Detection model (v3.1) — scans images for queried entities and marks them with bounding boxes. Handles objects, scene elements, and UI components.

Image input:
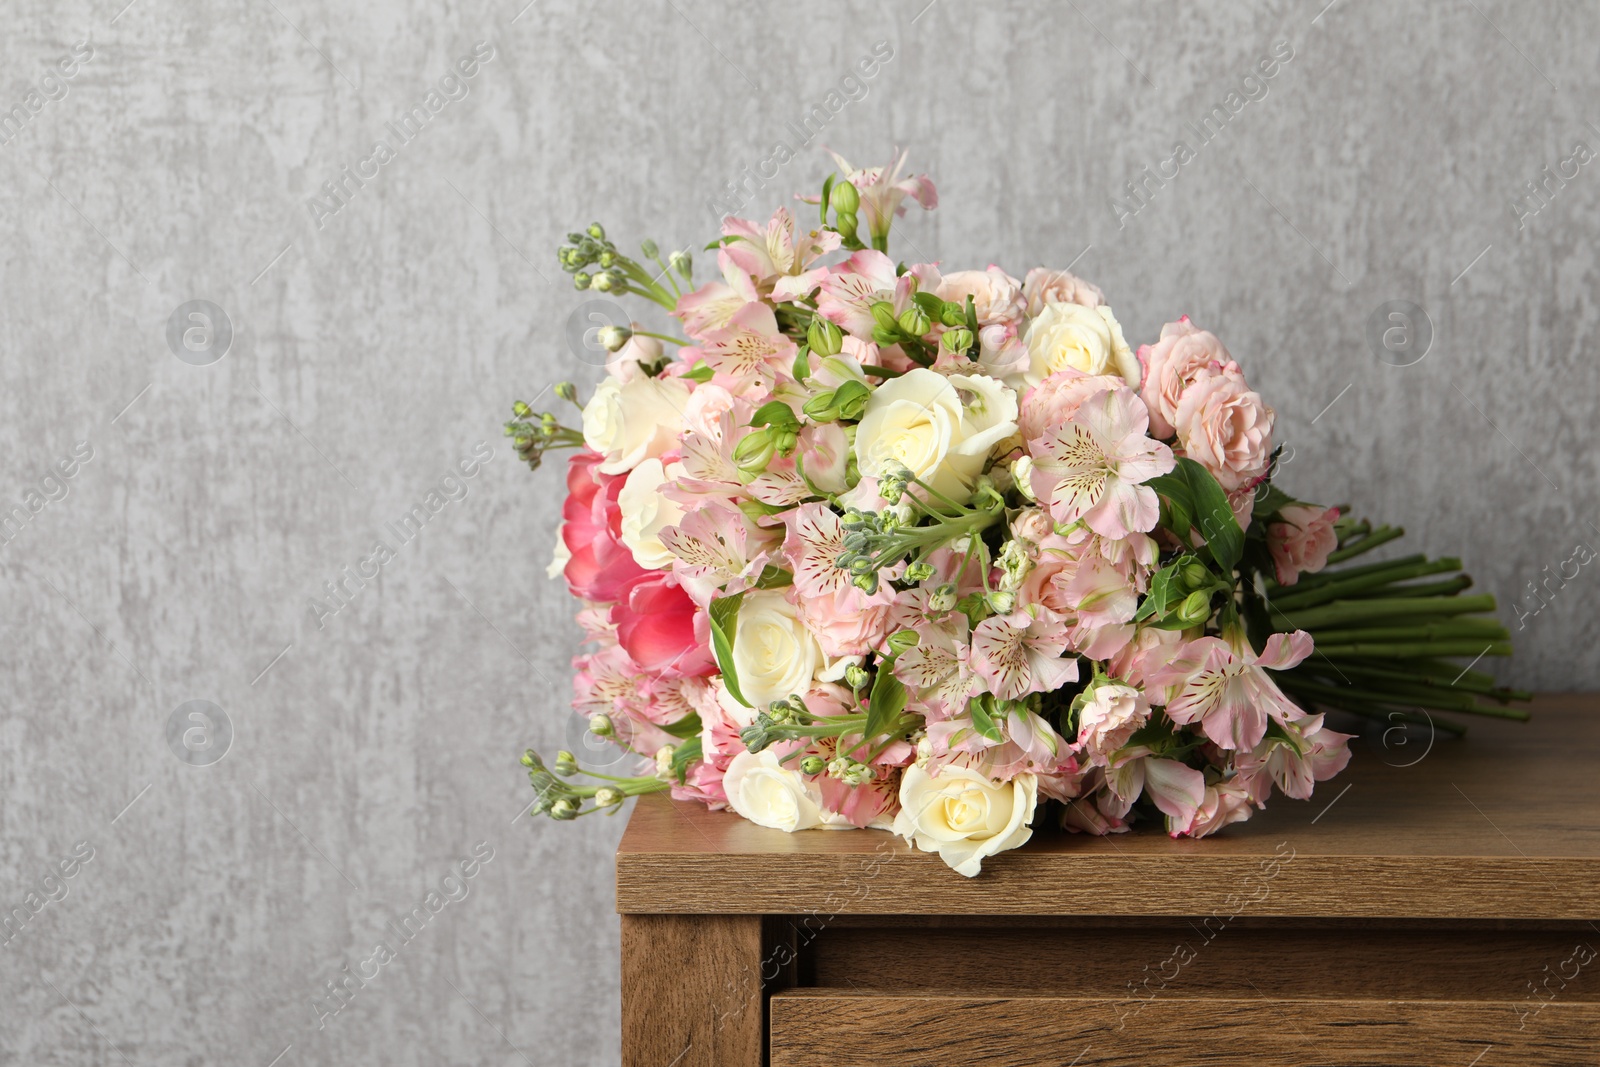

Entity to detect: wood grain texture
[621,914,766,1067]
[618,694,1600,917]
[768,992,1600,1067]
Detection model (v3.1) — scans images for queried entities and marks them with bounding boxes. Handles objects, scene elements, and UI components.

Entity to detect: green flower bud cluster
[801,379,870,423]
[829,181,861,245]
[827,756,874,786]
[505,388,586,473]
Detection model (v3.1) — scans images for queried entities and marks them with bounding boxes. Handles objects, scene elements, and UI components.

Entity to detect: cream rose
[617,458,687,570]
[892,763,1038,877]
[723,748,827,832]
[731,590,824,709]
[1021,302,1141,389]
[854,368,1018,500]
[581,374,691,475]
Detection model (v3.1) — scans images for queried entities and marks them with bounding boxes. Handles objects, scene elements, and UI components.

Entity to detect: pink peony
[1019,370,1129,443]
[1173,367,1275,492]
[1021,267,1105,316]
[1136,316,1234,439]
[1268,504,1340,586]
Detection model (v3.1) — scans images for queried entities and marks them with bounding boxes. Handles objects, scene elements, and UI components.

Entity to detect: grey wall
[2,0,1596,1062]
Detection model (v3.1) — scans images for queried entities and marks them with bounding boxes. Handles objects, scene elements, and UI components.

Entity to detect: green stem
[1304,660,1529,700]
[1276,594,1499,631]
[860,364,906,378]
[1267,553,1426,594]
[1269,558,1462,611]
[1348,575,1473,599]
[1311,641,1512,659]
[632,329,691,346]
[1308,620,1510,644]
[1325,525,1405,564]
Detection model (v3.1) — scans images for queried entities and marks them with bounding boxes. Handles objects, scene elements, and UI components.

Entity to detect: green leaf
[1175,457,1244,573]
[1148,472,1196,538]
[791,344,811,383]
[911,290,944,317]
[864,666,908,741]
[1134,560,1183,623]
[708,593,749,707]
[820,174,835,225]
[754,565,793,589]
[669,736,703,783]
[1252,482,1294,521]
[661,712,703,740]
[682,362,714,384]
[750,401,801,433]
[968,697,1005,743]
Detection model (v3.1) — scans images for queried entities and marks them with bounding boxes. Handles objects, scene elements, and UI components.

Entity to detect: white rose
[547,535,571,579]
[731,590,824,710]
[855,368,1019,501]
[617,458,687,570]
[724,748,827,832]
[1021,302,1142,389]
[892,763,1037,877]
[581,374,691,475]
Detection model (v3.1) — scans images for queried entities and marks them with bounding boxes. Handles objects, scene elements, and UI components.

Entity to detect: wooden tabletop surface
[616,694,1600,919]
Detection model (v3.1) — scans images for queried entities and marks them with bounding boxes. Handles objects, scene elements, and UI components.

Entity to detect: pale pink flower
[1021,267,1105,316]
[1075,682,1150,766]
[1237,713,1353,800]
[1173,367,1274,492]
[893,615,980,718]
[1061,786,1131,834]
[1060,556,1139,658]
[1028,386,1176,539]
[1174,780,1256,838]
[824,147,938,242]
[699,300,799,393]
[1106,756,1206,830]
[681,383,737,440]
[795,583,895,658]
[815,250,903,338]
[659,501,771,607]
[796,421,849,494]
[1268,504,1341,586]
[1136,316,1232,439]
[970,610,1080,700]
[673,249,761,339]
[936,266,1025,327]
[719,205,841,302]
[1019,370,1129,443]
[990,707,1078,781]
[1148,631,1314,751]
[975,322,1030,381]
[781,502,851,598]
[1110,625,1185,688]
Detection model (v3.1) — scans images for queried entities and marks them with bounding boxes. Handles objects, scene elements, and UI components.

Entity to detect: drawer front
[770,993,1599,1066]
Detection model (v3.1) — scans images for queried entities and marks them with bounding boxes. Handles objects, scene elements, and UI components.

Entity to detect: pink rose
[1268,504,1340,585]
[1137,317,1233,439]
[795,584,895,658]
[1021,267,1105,316]
[1075,683,1150,766]
[1173,368,1275,491]
[1018,370,1128,443]
[936,266,1025,327]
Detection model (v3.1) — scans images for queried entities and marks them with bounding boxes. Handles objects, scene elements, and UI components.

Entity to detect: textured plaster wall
[1,0,1596,1063]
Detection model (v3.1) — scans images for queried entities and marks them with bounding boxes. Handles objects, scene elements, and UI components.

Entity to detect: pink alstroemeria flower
[699,301,798,393]
[970,610,1080,701]
[1236,713,1353,801]
[673,248,761,339]
[824,147,938,242]
[1148,631,1314,752]
[720,206,841,303]
[814,249,902,338]
[1028,387,1175,540]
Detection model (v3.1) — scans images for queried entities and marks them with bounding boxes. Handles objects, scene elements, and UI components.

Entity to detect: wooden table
[616,694,1600,1066]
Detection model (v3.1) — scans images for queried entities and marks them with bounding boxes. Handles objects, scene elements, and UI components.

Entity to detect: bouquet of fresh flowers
[509,151,1528,876]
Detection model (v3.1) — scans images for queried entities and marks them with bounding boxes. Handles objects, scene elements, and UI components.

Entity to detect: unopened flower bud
[596,325,632,352]
[554,381,578,404]
[640,238,659,259]
[512,400,533,418]
[852,571,880,595]
[669,250,692,278]
[886,629,920,654]
[940,302,968,328]
[830,181,860,215]
[733,429,776,473]
[590,271,616,292]
[550,797,580,820]
[520,749,539,769]
[807,317,844,356]
[897,307,932,337]
[654,745,676,777]
[1178,589,1213,624]
[869,301,900,332]
[593,787,623,808]
[588,713,614,737]
[574,272,592,290]
[1181,562,1211,588]
[554,750,578,776]
[929,583,958,612]
[598,250,616,269]
[941,328,974,352]
[904,561,936,583]
[985,589,1015,614]
[1012,456,1037,502]
[586,222,606,240]
[844,664,870,690]
[800,755,826,775]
